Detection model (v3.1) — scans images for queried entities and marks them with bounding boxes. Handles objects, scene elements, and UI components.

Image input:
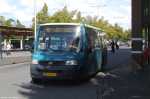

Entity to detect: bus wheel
[101,56,107,71]
[31,78,41,84]
[102,56,106,65]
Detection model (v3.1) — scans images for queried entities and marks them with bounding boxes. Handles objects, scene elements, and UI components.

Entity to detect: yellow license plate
[43,72,57,77]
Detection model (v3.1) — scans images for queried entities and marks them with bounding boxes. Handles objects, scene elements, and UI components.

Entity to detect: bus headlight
[65,60,78,65]
[32,60,39,64]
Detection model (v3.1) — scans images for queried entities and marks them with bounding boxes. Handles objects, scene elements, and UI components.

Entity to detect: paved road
[105,46,131,70]
[0,47,150,99]
[0,63,105,99]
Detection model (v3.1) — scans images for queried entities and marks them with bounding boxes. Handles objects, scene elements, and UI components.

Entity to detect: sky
[0,0,131,29]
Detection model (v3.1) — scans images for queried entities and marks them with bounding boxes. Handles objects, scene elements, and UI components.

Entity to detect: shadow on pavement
[14,47,150,99]
[15,68,150,99]
[94,68,150,99]
[104,48,131,71]
[15,79,99,99]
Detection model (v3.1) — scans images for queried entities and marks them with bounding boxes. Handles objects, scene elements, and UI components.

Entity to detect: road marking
[131,51,143,54]
[90,78,99,86]
[0,96,19,99]
[0,62,30,69]
[131,38,143,41]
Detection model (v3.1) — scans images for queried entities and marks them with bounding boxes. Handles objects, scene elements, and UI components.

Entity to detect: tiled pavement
[96,47,150,99]
[0,51,31,66]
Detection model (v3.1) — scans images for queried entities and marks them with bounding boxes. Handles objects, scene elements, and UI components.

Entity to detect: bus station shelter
[0,26,33,50]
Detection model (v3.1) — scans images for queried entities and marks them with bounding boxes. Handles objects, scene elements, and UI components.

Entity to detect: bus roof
[85,24,102,31]
[39,23,103,32]
[40,23,80,26]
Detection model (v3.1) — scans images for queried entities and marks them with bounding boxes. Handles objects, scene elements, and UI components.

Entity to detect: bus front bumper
[30,64,85,80]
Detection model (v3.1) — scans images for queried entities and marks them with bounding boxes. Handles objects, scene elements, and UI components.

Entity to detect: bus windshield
[37,25,81,52]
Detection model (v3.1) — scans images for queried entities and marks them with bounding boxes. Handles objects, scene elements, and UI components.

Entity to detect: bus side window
[94,31,101,48]
[99,36,103,49]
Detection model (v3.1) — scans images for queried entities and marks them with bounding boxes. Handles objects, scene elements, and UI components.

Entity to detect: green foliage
[0,16,15,26]
[73,11,83,22]
[4,19,13,26]
[34,4,131,41]
[49,6,76,23]
[0,16,25,28]
[36,3,49,24]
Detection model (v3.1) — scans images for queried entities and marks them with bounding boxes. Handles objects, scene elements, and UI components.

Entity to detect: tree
[33,3,131,40]
[4,18,15,26]
[123,29,131,41]
[72,11,84,23]
[36,3,49,24]
[49,6,73,23]
[0,16,25,28]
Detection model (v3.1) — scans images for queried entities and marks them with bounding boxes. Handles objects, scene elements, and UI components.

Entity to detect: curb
[0,56,31,66]
[0,62,30,69]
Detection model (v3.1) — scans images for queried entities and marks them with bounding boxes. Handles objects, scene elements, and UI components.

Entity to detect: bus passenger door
[94,43,102,71]
[86,28,102,75]
[94,35,102,71]
[86,37,102,74]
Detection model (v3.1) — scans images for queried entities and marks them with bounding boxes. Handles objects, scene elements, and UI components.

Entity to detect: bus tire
[31,78,41,84]
[102,56,107,66]
[101,53,107,71]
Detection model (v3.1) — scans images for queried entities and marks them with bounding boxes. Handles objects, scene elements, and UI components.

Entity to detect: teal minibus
[30,23,107,83]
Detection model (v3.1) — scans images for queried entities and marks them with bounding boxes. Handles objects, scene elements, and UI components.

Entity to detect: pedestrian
[115,41,119,50]
[110,40,115,53]
[6,42,11,55]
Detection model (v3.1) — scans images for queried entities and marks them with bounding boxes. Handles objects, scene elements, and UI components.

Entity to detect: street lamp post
[34,0,37,40]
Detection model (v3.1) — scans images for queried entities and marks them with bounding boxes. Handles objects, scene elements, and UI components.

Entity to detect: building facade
[0,26,33,50]
[132,0,150,65]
